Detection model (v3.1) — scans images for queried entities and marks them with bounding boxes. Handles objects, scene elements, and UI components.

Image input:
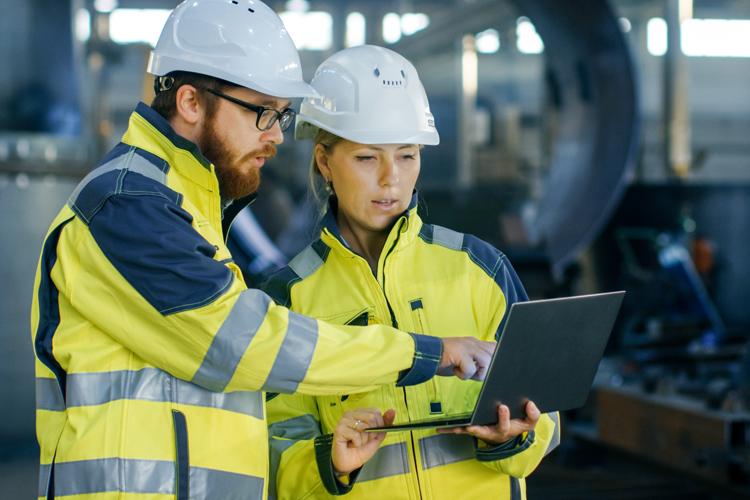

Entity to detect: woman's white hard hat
[147,0,317,99]
[296,45,439,145]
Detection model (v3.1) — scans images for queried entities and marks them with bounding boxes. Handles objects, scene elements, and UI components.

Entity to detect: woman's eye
[355,156,376,161]
[403,154,417,160]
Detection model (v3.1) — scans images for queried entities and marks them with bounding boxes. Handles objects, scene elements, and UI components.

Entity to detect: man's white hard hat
[147,0,317,99]
[295,45,439,145]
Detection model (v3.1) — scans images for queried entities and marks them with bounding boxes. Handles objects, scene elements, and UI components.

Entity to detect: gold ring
[353,419,363,430]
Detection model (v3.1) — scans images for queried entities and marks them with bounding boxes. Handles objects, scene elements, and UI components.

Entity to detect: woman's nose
[380,159,399,186]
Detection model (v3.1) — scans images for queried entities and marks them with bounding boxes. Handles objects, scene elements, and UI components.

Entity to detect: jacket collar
[122,103,217,193]
[320,191,422,255]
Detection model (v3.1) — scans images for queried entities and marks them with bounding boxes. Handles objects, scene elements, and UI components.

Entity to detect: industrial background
[1,0,749,498]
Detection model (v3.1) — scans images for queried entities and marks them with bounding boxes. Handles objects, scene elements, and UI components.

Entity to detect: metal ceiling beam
[391,0,516,59]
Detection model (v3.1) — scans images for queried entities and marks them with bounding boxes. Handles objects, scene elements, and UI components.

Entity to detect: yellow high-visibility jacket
[264,198,561,500]
[30,103,442,500]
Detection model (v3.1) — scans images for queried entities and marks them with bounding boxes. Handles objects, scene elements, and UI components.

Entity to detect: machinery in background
[587,188,750,493]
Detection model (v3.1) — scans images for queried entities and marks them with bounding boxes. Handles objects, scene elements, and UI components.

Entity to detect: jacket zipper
[380,220,424,499]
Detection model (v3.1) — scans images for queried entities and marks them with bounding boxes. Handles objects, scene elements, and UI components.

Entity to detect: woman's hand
[437,401,540,445]
[331,408,396,475]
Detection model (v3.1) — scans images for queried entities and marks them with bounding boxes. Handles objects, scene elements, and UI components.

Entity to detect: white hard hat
[296,45,439,145]
[147,0,316,99]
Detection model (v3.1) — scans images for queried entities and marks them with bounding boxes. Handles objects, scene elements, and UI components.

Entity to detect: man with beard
[30,1,494,499]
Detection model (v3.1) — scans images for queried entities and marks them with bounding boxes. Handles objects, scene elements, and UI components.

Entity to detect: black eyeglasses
[201,87,296,132]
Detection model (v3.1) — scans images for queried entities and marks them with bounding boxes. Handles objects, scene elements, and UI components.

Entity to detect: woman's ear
[314,144,332,181]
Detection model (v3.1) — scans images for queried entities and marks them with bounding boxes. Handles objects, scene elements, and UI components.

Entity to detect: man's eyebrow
[260,99,291,109]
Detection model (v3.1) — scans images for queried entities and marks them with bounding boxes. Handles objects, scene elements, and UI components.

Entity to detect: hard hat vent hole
[374,68,380,77]
[401,70,406,78]
[230,1,253,12]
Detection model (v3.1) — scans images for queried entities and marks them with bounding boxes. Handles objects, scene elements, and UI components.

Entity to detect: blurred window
[109,9,171,47]
[279,11,332,50]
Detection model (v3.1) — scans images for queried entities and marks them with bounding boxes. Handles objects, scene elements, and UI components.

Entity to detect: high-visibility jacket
[30,103,442,500]
[264,198,561,500]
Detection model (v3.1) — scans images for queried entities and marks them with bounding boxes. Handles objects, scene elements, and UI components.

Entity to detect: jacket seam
[159,272,235,315]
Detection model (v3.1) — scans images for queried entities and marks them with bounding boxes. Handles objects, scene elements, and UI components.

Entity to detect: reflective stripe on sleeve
[39,458,263,498]
[192,289,272,392]
[544,412,561,456]
[419,433,474,470]
[358,441,410,482]
[261,312,318,394]
[35,369,263,419]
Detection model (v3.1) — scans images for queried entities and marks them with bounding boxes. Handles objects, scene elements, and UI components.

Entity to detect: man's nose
[261,120,284,145]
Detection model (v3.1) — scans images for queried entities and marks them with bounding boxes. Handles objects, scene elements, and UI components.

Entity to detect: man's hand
[331,409,396,476]
[438,337,496,380]
[437,401,541,445]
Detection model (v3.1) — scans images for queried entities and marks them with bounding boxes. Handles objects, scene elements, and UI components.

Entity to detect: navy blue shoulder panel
[70,145,176,224]
[87,189,233,315]
[72,146,232,316]
[419,223,529,339]
[261,238,330,308]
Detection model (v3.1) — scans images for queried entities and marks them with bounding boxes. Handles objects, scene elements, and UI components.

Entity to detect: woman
[264,45,560,499]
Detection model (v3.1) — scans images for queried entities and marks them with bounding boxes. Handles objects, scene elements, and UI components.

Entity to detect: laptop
[368,291,625,432]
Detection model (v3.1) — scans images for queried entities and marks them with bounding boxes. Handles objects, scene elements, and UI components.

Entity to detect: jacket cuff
[475,431,535,462]
[396,334,442,387]
[314,434,362,495]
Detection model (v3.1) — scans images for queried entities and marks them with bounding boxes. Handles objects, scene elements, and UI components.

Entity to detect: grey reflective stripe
[68,147,167,207]
[419,433,474,470]
[190,466,264,500]
[544,412,561,456]
[359,442,410,482]
[54,458,174,496]
[262,312,318,393]
[269,425,308,500]
[431,225,464,251]
[287,244,324,279]
[36,377,64,411]
[127,153,168,185]
[268,414,321,440]
[43,458,263,498]
[51,369,263,418]
[38,464,52,498]
[268,414,321,499]
[192,289,272,391]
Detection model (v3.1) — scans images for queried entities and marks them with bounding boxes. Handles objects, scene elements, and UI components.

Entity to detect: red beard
[198,117,276,200]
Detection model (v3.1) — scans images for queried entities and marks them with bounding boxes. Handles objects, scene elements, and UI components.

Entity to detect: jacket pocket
[172,410,189,500]
[319,307,370,326]
[345,309,370,326]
